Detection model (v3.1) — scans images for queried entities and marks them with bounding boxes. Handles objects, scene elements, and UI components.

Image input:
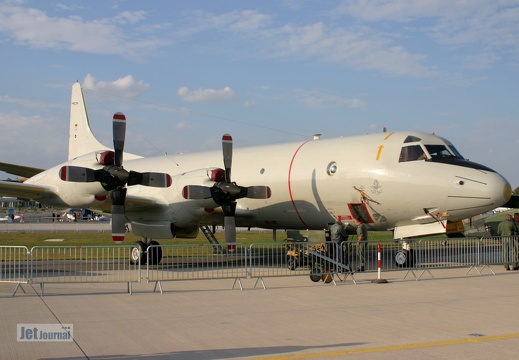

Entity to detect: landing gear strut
[130,238,163,265]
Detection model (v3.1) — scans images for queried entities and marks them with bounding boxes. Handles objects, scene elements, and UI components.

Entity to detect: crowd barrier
[0,246,30,296]
[0,221,110,233]
[146,244,248,293]
[1,237,517,296]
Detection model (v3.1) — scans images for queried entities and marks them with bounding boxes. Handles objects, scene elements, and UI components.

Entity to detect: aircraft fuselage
[25,130,511,238]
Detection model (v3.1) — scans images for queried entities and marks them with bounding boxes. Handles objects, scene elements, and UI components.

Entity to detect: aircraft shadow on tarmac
[40,342,367,360]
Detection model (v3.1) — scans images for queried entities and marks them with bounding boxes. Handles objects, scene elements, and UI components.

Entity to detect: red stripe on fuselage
[288,141,311,228]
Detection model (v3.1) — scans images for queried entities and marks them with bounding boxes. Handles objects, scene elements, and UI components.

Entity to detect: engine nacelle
[131,220,199,239]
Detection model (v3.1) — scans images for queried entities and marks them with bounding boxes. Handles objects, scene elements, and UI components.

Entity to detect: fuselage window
[399,145,426,162]
[327,161,337,175]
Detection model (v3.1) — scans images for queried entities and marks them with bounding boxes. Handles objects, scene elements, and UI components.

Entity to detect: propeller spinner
[59,112,172,243]
[182,134,271,248]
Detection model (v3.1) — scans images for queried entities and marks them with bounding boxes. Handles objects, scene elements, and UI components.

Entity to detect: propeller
[59,112,172,243]
[182,134,271,249]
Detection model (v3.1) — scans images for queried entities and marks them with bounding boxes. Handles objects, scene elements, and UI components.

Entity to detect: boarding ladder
[200,225,224,254]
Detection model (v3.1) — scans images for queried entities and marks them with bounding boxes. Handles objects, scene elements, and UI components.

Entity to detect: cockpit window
[424,145,456,159]
[447,145,464,159]
[399,145,426,162]
[404,135,422,143]
[440,137,464,159]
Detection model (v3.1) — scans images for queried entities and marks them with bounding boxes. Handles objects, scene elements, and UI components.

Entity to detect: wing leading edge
[0,162,45,179]
[0,180,58,201]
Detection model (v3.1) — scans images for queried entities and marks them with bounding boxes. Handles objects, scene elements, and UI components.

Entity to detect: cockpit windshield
[424,144,456,159]
[439,136,464,159]
[398,134,465,163]
[398,133,492,171]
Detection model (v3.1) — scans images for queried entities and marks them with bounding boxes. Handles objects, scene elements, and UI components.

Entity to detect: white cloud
[334,0,497,22]
[335,1,519,65]
[184,10,436,77]
[0,95,63,110]
[82,74,150,99]
[0,111,42,130]
[463,53,501,69]
[177,86,235,103]
[243,99,256,108]
[0,4,168,59]
[0,110,67,168]
[294,89,367,109]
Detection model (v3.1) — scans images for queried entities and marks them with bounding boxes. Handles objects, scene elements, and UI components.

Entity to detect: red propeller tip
[222,134,232,142]
[113,112,126,121]
[112,234,125,243]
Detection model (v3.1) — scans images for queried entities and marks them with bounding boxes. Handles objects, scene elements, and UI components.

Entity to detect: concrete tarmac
[1,266,518,360]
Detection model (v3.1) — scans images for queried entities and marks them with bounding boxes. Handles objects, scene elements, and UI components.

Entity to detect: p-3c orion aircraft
[0,82,516,265]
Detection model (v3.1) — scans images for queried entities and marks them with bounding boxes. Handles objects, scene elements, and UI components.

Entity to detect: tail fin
[68,82,110,160]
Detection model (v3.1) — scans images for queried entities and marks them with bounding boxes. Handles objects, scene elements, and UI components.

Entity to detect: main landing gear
[130,238,163,265]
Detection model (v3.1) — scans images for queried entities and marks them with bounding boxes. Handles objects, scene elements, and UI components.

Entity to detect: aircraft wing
[0,180,59,201]
[93,194,170,214]
[0,179,170,214]
[0,161,45,179]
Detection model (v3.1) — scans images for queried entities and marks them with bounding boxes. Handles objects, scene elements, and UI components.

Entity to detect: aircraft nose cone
[448,169,511,220]
[502,182,512,203]
[485,172,511,208]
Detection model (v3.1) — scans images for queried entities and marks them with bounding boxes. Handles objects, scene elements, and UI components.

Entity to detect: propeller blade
[222,202,237,250]
[59,166,98,182]
[127,171,172,187]
[110,188,127,243]
[224,215,237,249]
[113,112,126,167]
[246,186,271,199]
[182,185,213,199]
[222,134,232,182]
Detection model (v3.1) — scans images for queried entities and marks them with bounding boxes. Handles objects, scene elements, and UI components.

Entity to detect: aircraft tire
[130,241,147,265]
[395,249,414,268]
[147,240,163,265]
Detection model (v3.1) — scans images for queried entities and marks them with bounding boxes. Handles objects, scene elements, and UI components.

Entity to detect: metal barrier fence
[0,221,111,233]
[0,246,30,296]
[146,244,248,293]
[30,246,140,295]
[0,237,518,295]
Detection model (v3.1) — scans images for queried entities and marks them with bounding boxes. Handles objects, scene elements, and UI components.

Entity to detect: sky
[0,0,518,188]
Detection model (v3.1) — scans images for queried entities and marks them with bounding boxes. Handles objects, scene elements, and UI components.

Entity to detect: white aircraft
[0,215,20,222]
[0,82,516,264]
